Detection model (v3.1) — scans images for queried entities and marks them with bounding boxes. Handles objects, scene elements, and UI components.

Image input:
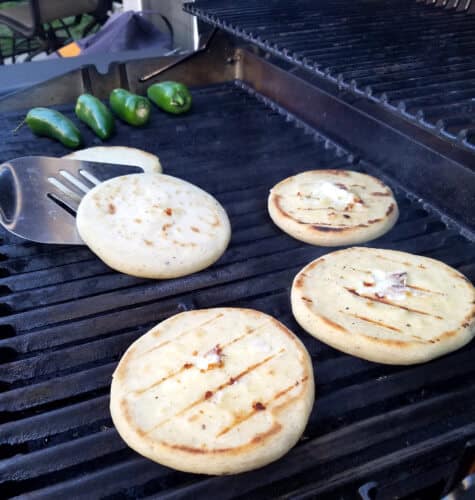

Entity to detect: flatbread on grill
[110,308,315,474]
[291,247,475,365]
[76,173,231,279]
[268,170,398,246]
[64,146,162,173]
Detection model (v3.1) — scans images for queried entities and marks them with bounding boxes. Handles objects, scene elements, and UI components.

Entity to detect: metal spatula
[0,156,143,245]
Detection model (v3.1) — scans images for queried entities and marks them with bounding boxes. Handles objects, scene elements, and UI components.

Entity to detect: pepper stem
[173,93,185,107]
[12,117,26,134]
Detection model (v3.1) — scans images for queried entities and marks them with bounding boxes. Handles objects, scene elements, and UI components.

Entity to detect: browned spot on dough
[135,427,147,438]
[192,350,198,356]
[386,204,395,216]
[274,382,299,401]
[133,364,188,396]
[108,203,116,214]
[364,337,408,347]
[164,208,173,216]
[343,214,351,219]
[253,402,266,411]
[273,194,300,222]
[437,329,459,340]
[301,297,313,303]
[295,276,305,288]
[134,218,142,223]
[368,218,382,224]
[267,375,310,414]
[407,284,445,296]
[205,391,213,399]
[162,423,282,455]
[307,260,324,272]
[191,226,200,233]
[144,239,153,246]
[344,311,401,332]
[188,414,199,422]
[363,281,373,287]
[463,307,475,325]
[161,443,210,454]
[371,191,390,196]
[319,314,348,332]
[120,399,131,422]
[313,225,347,232]
[217,380,302,438]
[162,223,172,231]
[183,363,193,369]
[323,169,350,176]
[345,287,443,319]
[375,255,412,267]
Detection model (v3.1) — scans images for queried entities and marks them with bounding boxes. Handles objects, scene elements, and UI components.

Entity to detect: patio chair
[0,0,112,62]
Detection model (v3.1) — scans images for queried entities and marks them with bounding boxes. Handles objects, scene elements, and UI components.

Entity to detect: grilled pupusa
[291,247,475,365]
[110,308,315,474]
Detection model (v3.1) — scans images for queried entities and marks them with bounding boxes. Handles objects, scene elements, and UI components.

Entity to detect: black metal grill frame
[0,79,474,498]
[185,0,475,153]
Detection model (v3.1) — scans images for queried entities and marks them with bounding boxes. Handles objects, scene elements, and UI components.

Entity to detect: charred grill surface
[0,82,473,498]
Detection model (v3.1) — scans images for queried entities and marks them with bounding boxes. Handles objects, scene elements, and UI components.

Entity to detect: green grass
[0,1,98,60]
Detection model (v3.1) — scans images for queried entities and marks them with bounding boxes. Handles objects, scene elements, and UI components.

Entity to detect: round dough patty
[76,173,230,278]
[291,247,475,365]
[110,308,315,474]
[64,146,162,173]
[268,170,398,246]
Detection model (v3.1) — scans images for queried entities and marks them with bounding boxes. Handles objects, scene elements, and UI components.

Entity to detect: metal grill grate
[185,0,475,152]
[0,82,474,498]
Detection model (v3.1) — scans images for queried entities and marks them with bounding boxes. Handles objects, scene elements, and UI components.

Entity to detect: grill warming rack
[0,11,474,500]
[185,0,475,152]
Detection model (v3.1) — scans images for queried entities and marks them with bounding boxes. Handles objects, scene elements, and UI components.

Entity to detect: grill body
[0,9,474,500]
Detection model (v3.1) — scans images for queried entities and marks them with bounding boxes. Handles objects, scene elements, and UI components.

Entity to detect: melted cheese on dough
[310,181,357,209]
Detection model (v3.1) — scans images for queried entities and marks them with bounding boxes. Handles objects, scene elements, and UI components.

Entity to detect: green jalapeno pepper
[147,82,192,115]
[75,94,115,140]
[109,89,151,126]
[26,107,82,149]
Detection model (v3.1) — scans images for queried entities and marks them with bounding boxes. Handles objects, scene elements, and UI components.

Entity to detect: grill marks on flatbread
[76,173,231,279]
[110,308,314,474]
[141,348,286,435]
[343,286,444,319]
[129,318,269,398]
[291,247,475,364]
[268,170,399,246]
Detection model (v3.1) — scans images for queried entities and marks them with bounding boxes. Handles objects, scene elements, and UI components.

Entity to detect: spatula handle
[0,164,17,226]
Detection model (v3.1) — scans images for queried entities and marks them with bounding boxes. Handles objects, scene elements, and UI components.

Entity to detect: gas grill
[0,1,474,498]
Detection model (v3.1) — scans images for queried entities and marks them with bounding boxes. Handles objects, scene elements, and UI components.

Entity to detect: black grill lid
[0,82,474,498]
[185,0,475,152]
